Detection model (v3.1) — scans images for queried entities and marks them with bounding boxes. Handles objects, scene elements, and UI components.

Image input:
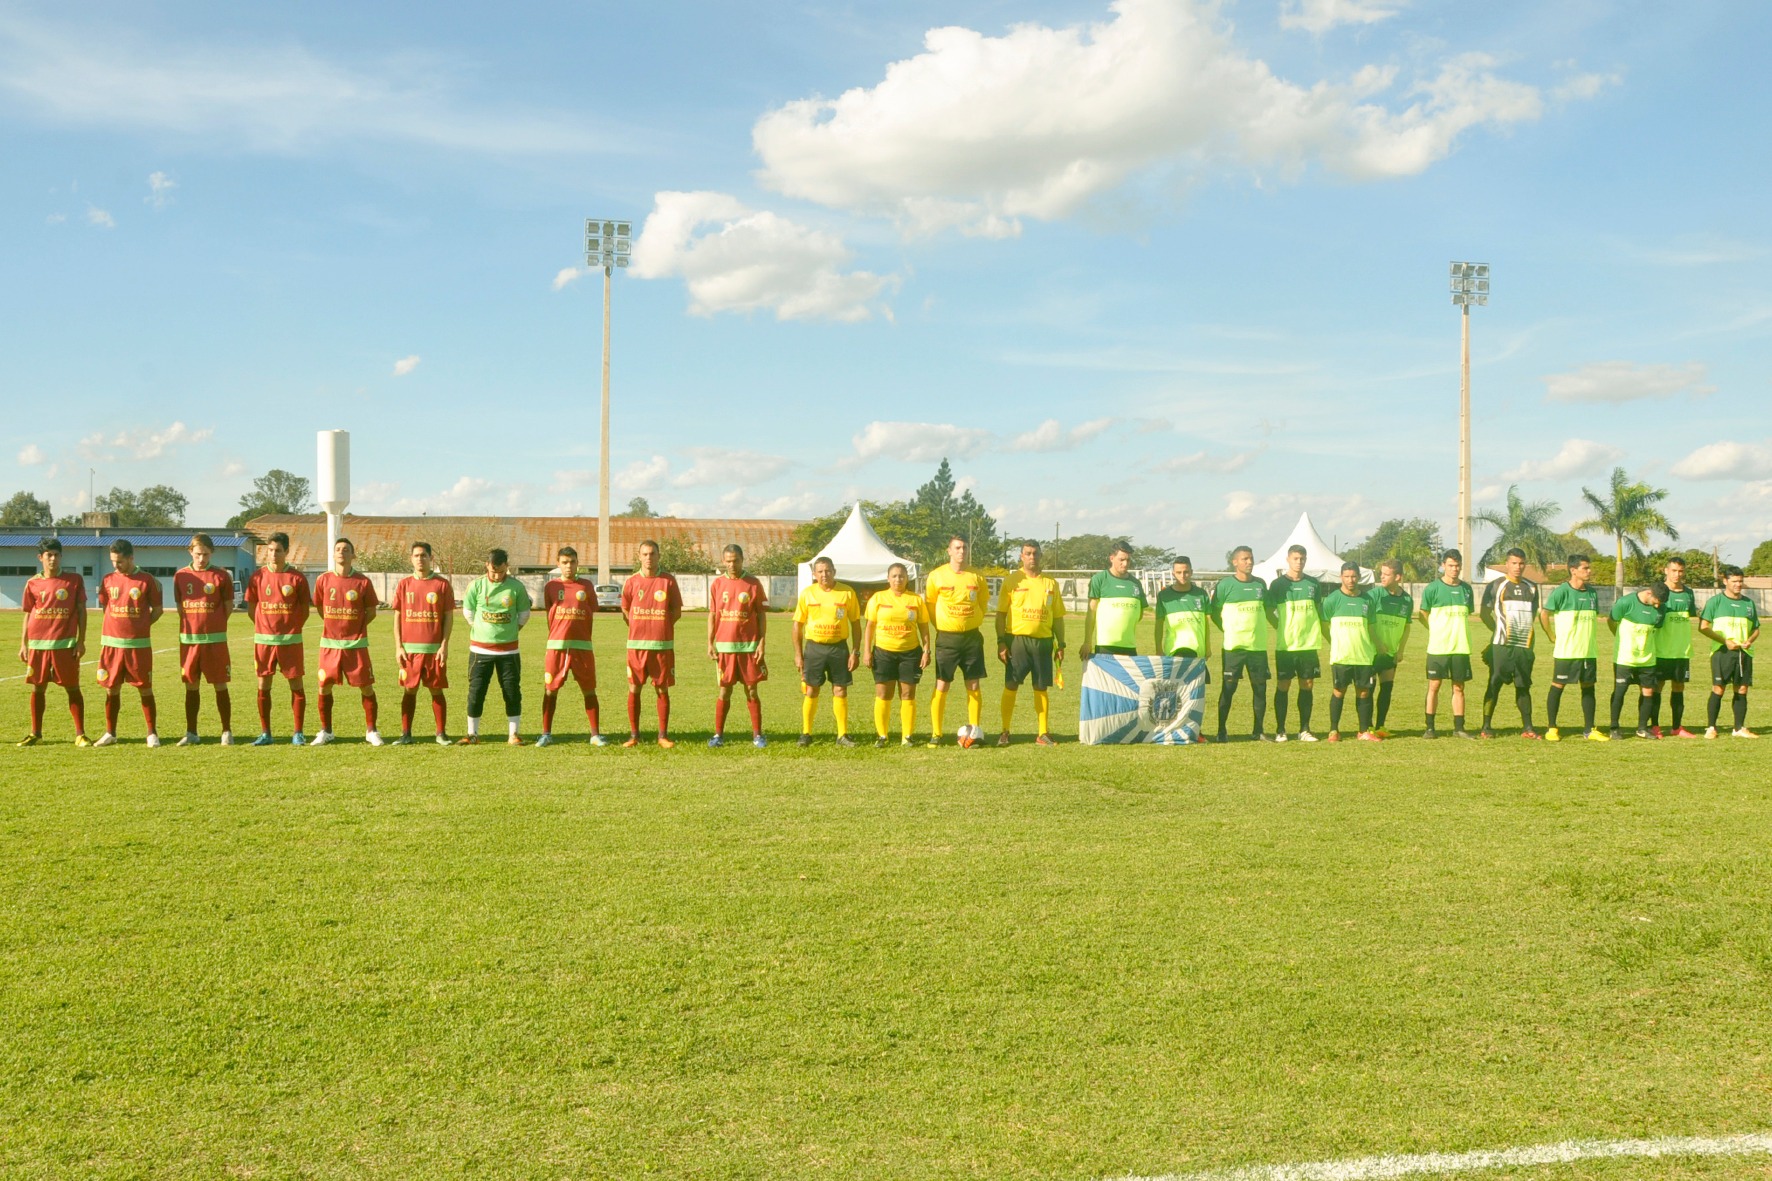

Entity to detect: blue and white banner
[1077,655,1208,745]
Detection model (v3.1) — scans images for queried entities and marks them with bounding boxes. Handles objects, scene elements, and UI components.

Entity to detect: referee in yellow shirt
[995,540,1065,746]
[793,556,862,747]
[923,535,990,745]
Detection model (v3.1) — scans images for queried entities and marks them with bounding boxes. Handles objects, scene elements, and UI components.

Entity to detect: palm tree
[1574,467,1679,588]
[1473,485,1563,570]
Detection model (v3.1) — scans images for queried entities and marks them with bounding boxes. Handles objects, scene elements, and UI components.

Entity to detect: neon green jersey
[1155,585,1211,656]
[1419,579,1474,656]
[1319,588,1376,666]
[1088,571,1147,649]
[1701,593,1759,651]
[1210,576,1268,652]
[1366,586,1413,659]
[1264,574,1324,653]
[1656,587,1696,659]
[1610,594,1663,668]
[1543,582,1599,660]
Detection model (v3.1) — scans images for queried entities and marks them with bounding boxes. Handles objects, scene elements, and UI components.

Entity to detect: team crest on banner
[1078,655,1207,745]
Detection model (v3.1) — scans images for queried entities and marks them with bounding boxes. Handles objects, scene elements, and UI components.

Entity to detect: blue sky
[4,0,1769,560]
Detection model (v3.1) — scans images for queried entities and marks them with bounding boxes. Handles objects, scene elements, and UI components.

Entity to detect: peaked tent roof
[797,504,918,592]
[1253,512,1349,582]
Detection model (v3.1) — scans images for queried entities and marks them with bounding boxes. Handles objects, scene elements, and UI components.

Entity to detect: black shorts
[1003,635,1055,691]
[1656,658,1690,683]
[1614,664,1659,690]
[871,646,922,685]
[1275,650,1320,680]
[1552,658,1597,685]
[1425,653,1472,682]
[933,630,987,683]
[1331,663,1375,692]
[1092,644,1137,657]
[1222,649,1269,684]
[801,640,853,688]
[1486,645,1535,688]
[1164,648,1211,683]
[1711,649,1754,688]
[1373,652,1398,674]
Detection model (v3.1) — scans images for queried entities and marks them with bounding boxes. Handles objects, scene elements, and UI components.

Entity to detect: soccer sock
[401,690,416,736]
[68,689,84,734]
[999,689,1017,733]
[832,696,848,737]
[1251,688,1268,736]
[291,687,306,734]
[1453,712,1466,732]
[216,689,231,733]
[627,691,641,736]
[542,692,557,735]
[431,694,447,735]
[747,697,762,737]
[1375,681,1393,727]
[801,692,817,735]
[467,715,481,737]
[1516,686,1533,730]
[874,697,890,738]
[1218,686,1236,734]
[1670,691,1685,730]
[1482,686,1500,729]
[899,698,915,739]
[104,693,120,735]
[508,715,520,738]
[1356,694,1372,733]
[1425,711,1435,732]
[1328,693,1344,733]
[1649,691,1663,728]
[931,687,948,736]
[1034,690,1049,735]
[1581,686,1596,731]
[185,688,201,733]
[29,688,45,735]
[1544,685,1563,727]
[966,687,982,728]
[141,696,156,734]
[1297,688,1314,732]
[364,696,378,732]
[1610,683,1628,729]
[257,689,272,733]
[585,693,600,735]
[1734,692,1749,729]
[1638,694,1654,730]
[1708,691,1723,729]
[318,693,334,733]
[713,694,728,737]
[1274,688,1290,733]
[656,691,670,737]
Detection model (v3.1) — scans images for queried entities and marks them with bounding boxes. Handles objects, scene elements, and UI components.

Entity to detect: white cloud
[221,459,247,478]
[85,204,114,228]
[1280,0,1406,34]
[1224,490,1259,521]
[548,468,597,494]
[631,190,894,322]
[386,475,529,516]
[1542,360,1714,403]
[1671,441,1772,482]
[17,443,46,465]
[613,455,670,492]
[145,170,175,209]
[851,421,992,464]
[1636,235,1764,267]
[45,212,65,224]
[1158,447,1260,474]
[78,420,213,460]
[392,354,421,377]
[1552,71,1620,102]
[551,266,584,291]
[753,0,1551,237]
[1004,417,1116,453]
[1499,438,1623,482]
[672,447,792,488]
[0,14,608,156]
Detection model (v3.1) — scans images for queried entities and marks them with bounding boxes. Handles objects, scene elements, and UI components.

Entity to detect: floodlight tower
[1449,262,1490,567]
[586,218,632,586]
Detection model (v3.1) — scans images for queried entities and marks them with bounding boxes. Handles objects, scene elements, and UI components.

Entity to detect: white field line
[1109,1131,1772,1181]
[0,646,179,684]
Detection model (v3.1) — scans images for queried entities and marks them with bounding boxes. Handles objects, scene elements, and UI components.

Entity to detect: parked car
[595,583,622,612]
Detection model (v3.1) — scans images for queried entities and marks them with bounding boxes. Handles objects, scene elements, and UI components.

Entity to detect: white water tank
[317,430,350,561]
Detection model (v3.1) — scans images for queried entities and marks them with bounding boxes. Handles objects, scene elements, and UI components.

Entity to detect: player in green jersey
[1264,544,1325,742]
[1155,557,1211,659]
[1699,565,1759,738]
[1650,555,1698,737]
[1538,554,1604,742]
[1417,549,1476,739]
[1365,558,1412,736]
[1320,562,1381,742]
[1210,545,1270,742]
[1607,581,1667,739]
[1081,542,1146,658]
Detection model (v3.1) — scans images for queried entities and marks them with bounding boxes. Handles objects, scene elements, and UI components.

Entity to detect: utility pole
[1450,263,1490,563]
[586,219,632,586]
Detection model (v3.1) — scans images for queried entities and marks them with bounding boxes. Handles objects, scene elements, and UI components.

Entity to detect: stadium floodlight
[587,217,635,584]
[1449,260,1492,567]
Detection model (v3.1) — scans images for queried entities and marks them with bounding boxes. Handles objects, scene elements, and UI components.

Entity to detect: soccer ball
[956,724,980,749]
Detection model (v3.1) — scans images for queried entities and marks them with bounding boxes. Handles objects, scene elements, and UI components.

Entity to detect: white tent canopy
[1253,512,1351,583]
[797,504,919,594]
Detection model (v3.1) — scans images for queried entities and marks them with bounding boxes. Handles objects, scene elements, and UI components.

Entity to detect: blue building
[0,528,260,609]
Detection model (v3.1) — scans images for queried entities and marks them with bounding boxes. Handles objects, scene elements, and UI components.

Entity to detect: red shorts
[626,648,675,689]
[398,652,449,690]
[97,645,153,689]
[318,647,375,688]
[254,643,305,679]
[545,648,597,693]
[716,651,768,688]
[180,642,231,685]
[24,648,80,687]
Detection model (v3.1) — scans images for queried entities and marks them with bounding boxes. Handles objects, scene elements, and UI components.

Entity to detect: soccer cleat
[1296,731,1318,743]
[311,731,334,746]
[365,730,384,747]
[1673,727,1699,739]
[17,734,40,747]
[145,733,161,748]
[73,734,92,748]
[589,734,608,747]
[1453,729,1477,740]
[997,732,1011,747]
[507,734,523,745]
[1326,731,1341,743]
[1610,728,1625,741]
[176,732,201,746]
[1273,732,1288,743]
[1635,728,1654,740]
[1478,729,1495,740]
[1543,727,1561,743]
[1257,733,1277,743]
[93,732,117,747]
[1035,733,1056,747]
[927,735,942,747]
[752,734,767,749]
[1214,732,1229,744]
[835,735,856,748]
[1705,726,1719,739]
[1373,728,1391,740]
[797,734,813,747]
[623,734,640,748]
[1358,731,1383,742]
[252,732,275,747]
[1734,728,1760,739]
[457,735,479,746]
[290,733,307,746]
[1650,726,1663,740]
[1521,730,1541,740]
[1586,728,1609,742]
[392,734,414,745]
[705,734,723,748]
[875,737,888,749]
[435,733,452,745]
[656,736,674,749]
[901,738,915,747]
[1422,728,1437,740]
[219,731,234,747]
[536,733,555,747]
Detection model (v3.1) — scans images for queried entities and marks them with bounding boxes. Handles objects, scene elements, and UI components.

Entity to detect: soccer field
[3,611,1771,1178]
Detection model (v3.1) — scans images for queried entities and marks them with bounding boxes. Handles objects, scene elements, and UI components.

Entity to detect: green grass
[3,611,1771,1179]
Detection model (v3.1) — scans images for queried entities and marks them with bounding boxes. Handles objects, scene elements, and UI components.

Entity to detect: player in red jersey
[311,538,381,745]
[172,533,235,746]
[620,539,682,748]
[538,546,604,747]
[392,540,454,744]
[244,531,311,745]
[16,537,89,746]
[706,543,768,748]
[93,539,164,747]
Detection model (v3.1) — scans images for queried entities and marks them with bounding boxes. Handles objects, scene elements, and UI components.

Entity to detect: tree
[653,534,715,574]
[1343,518,1445,580]
[1747,540,1772,578]
[227,469,313,529]
[745,544,801,576]
[1574,467,1679,589]
[1473,485,1562,569]
[617,497,658,518]
[94,484,188,528]
[787,461,1010,571]
[1,491,52,528]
